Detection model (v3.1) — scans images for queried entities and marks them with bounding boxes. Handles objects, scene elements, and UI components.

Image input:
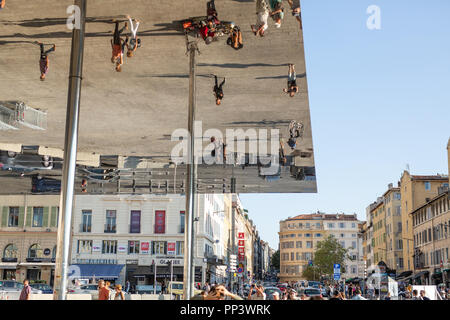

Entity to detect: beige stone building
[399,171,448,273]
[0,195,60,285]
[279,213,362,283]
[366,185,403,274]
[410,139,450,285]
[411,187,450,285]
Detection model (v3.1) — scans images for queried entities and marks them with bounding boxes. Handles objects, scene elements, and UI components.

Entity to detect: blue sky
[241,0,450,249]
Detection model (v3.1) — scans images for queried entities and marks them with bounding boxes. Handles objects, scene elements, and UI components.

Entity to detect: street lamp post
[182,39,199,301]
[53,0,86,301]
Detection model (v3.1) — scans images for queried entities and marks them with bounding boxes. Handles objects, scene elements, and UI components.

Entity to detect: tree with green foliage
[271,249,280,270]
[301,265,321,281]
[301,235,349,280]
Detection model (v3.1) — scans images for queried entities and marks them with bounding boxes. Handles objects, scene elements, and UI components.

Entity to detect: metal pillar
[53,0,86,301]
[230,177,236,290]
[183,41,198,300]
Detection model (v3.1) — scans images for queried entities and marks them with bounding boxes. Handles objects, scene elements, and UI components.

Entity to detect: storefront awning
[71,264,125,280]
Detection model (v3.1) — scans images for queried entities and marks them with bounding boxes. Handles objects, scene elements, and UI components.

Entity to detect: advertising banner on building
[238,232,245,239]
[118,245,127,253]
[141,242,149,254]
[167,242,176,255]
[92,245,101,252]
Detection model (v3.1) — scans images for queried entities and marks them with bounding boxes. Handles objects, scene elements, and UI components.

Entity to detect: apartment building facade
[71,193,232,286]
[0,195,60,286]
[279,213,362,282]
[399,171,448,273]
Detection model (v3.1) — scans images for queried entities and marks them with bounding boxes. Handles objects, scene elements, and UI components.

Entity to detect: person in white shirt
[125,15,141,57]
[251,0,269,37]
[247,284,266,300]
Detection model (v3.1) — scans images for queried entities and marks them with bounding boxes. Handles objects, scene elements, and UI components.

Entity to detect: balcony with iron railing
[79,223,91,233]
[104,224,116,233]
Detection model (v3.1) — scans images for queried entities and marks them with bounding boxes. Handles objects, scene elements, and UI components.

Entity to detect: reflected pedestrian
[37,42,56,81]
[283,64,299,97]
[111,20,128,72]
[125,15,141,58]
[288,0,302,29]
[269,0,284,28]
[213,75,225,105]
[251,0,270,37]
[19,279,31,300]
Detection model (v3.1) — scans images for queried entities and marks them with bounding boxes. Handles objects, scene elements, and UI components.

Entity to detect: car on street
[135,284,162,294]
[264,287,282,300]
[168,281,202,299]
[0,148,53,173]
[0,281,42,294]
[30,283,53,294]
[298,287,322,298]
[31,175,61,193]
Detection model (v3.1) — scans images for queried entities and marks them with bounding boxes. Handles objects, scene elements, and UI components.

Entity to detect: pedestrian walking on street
[288,0,302,29]
[269,0,284,28]
[19,279,31,300]
[114,284,125,300]
[251,0,270,37]
[283,64,299,97]
[213,75,225,105]
[125,15,141,58]
[111,20,128,72]
[125,280,130,293]
[36,42,56,81]
[411,289,420,300]
[98,280,110,300]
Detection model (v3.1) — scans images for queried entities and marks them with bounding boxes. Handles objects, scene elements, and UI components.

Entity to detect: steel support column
[183,41,198,300]
[53,0,86,300]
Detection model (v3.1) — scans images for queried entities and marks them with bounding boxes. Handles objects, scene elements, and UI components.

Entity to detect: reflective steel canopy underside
[0,0,316,194]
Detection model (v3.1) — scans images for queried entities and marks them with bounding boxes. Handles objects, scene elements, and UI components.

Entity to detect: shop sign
[141,242,149,254]
[167,242,176,255]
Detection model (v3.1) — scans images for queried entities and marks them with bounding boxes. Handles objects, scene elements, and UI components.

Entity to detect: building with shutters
[0,195,60,285]
[279,213,362,283]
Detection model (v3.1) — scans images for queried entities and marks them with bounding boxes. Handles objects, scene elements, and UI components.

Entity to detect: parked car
[264,287,282,300]
[135,284,162,294]
[30,283,53,294]
[308,281,320,288]
[298,287,322,298]
[0,148,53,172]
[0,281,42,294]
[167,281,202,298]
[32,175,61,193]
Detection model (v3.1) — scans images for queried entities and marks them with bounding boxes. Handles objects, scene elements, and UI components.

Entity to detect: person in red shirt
[0,0,6,10]
[98,280,110,300]
[111,20,127,72]
[37,42,56,81]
